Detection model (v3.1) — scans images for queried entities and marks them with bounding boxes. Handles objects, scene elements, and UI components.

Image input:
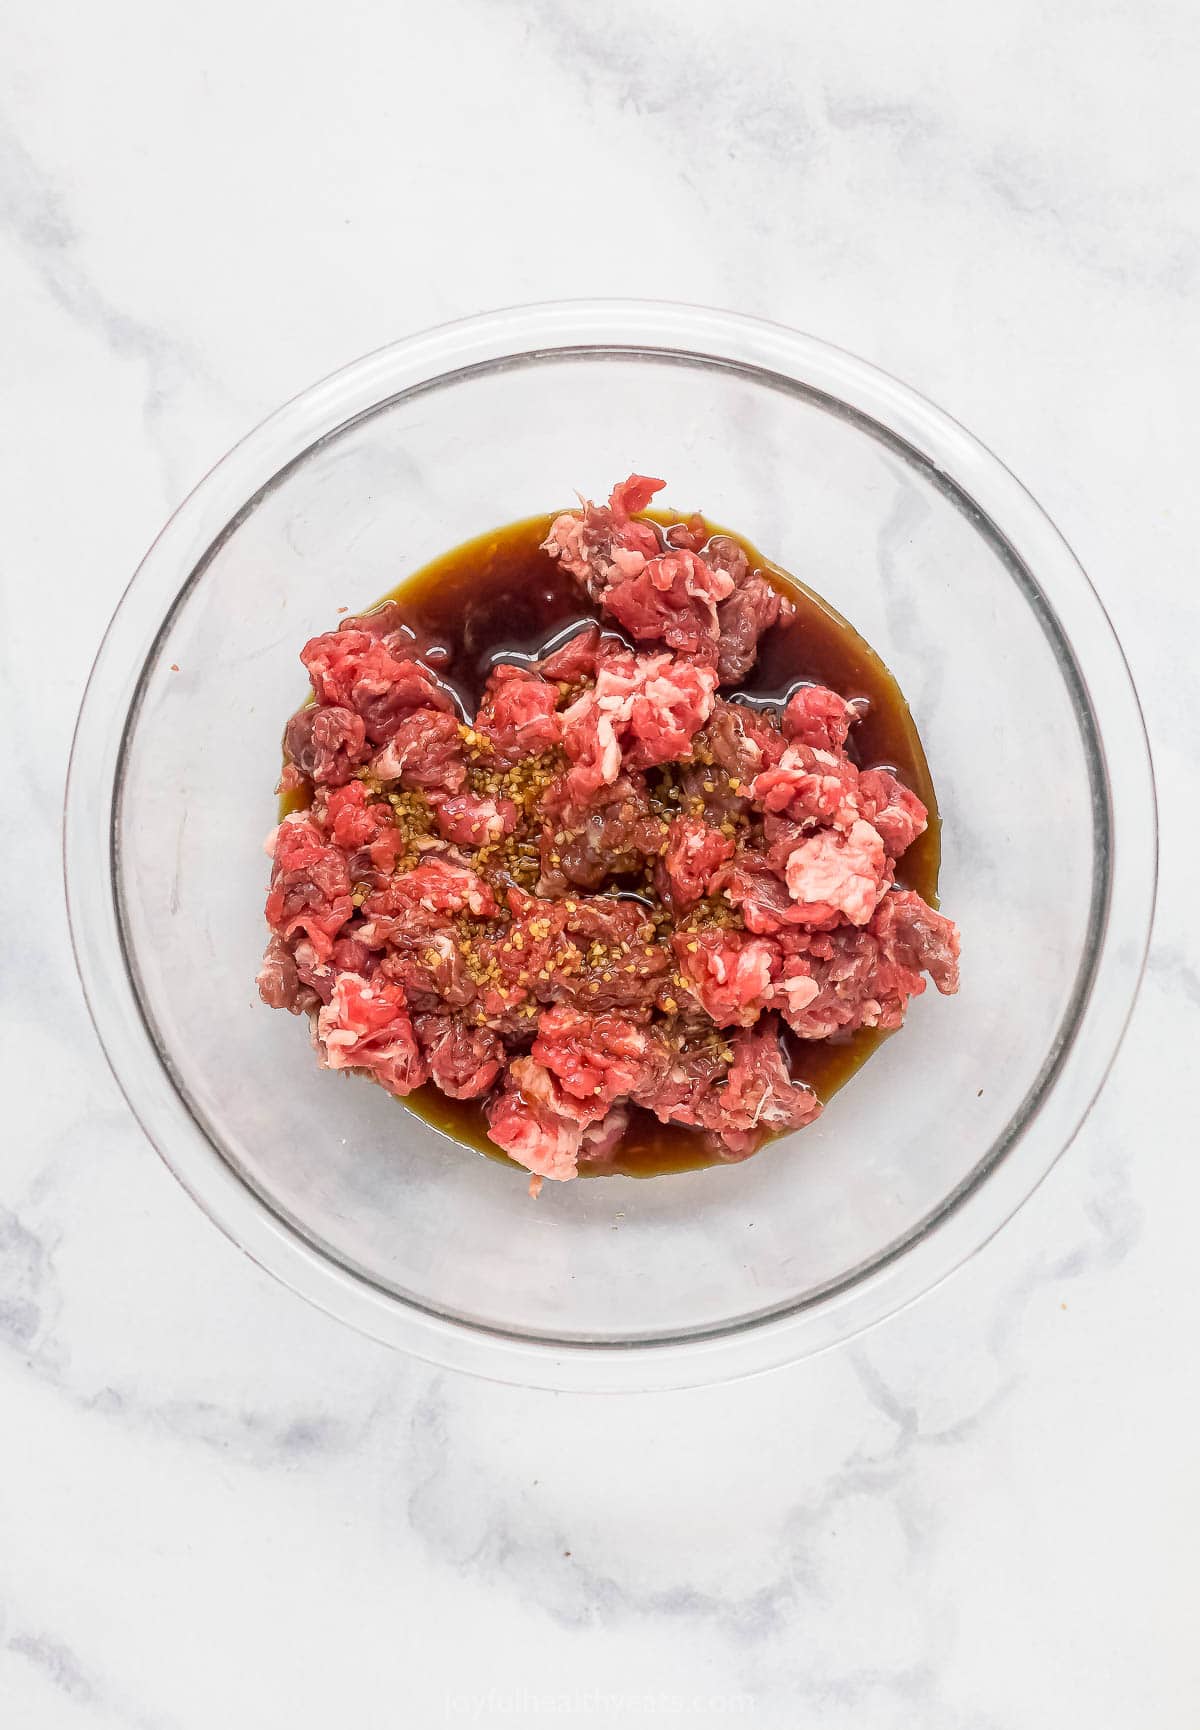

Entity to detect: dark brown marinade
[283,509,941,1178]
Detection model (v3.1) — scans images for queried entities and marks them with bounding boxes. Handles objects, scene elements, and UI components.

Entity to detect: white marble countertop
[4,3,1197,1724]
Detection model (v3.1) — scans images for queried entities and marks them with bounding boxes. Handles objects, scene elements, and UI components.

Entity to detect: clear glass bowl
[64,302,1156,1391]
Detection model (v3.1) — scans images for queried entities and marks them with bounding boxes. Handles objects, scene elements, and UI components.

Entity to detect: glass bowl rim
[63,298,1158,1392]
